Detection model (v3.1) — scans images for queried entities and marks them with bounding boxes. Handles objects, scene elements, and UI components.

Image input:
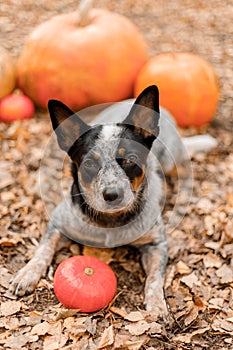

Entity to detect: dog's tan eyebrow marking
[131,164,146,191]
[118,147,126,155]
[93,151,100,160]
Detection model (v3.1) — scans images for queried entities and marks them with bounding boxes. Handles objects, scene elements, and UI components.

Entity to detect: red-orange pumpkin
[17,4,148,110]
[134,53,219,127]
[53,256,117,312]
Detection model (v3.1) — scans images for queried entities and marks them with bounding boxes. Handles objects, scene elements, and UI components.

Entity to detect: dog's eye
[125,154,138,164]
[83,159,95,168]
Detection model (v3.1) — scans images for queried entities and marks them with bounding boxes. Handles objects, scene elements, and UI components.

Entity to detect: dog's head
[48,86,160,216]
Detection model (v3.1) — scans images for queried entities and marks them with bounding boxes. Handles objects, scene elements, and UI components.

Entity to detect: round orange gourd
[0,46,16,99]
[134,53,219,127]
[17,3,148,110]
[54,256,117,312]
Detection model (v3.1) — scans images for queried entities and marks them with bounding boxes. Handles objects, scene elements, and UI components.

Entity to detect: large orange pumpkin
[134,53,219,127]
[17,3,148,110]
[0,46,16,99]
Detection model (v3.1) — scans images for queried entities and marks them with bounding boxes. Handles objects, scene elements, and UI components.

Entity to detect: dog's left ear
[48,99,91,154]
[123,85,160,148]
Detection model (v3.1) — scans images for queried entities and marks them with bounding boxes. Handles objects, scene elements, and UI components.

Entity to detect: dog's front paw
[144,285,169,323]
[10,259,47,296]
[145,295,168,323]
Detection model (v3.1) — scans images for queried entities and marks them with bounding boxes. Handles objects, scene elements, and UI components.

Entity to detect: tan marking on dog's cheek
[118,147,126,156]
[78,170,92,191]
[93,151,100,160]
[131,164,146,191]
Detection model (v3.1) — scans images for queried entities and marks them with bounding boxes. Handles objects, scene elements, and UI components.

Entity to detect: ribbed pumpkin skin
[54,256,117,312]
[0,46,16,99]
[17,9,148,110]
[134,53,219,127]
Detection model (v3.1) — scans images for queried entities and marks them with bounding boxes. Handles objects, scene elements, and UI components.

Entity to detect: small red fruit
[0,94,35,123]
[53,256,117,312]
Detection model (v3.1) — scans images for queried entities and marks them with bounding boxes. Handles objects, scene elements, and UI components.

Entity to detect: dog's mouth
[99,202,134,215]
[91,192,135,214]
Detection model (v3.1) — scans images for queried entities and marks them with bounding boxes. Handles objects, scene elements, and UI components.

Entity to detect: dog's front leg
[139,239,168,320]
[10,224,62,296]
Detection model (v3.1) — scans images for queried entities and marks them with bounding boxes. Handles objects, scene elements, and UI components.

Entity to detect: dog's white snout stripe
[99,125,122,141]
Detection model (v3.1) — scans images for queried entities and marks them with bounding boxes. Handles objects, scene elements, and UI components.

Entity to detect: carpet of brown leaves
[0,1,233,349]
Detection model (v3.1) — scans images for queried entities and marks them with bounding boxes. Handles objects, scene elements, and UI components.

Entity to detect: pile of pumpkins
[0,0,219,127]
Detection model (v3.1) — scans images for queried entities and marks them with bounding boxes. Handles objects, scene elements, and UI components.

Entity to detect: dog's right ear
[48,100,91,153]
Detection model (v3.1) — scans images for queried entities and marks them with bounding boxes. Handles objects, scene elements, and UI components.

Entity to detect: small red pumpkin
[17,1,148,110]
[53,256,117,312]
[0,93,35,123]
[134,52,219,127]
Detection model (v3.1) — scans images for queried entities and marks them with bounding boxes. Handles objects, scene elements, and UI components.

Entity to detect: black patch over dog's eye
[116,155,142,180]
[79,157,100,184]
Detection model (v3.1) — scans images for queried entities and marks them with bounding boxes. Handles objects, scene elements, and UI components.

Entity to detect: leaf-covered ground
[0,1,233,349]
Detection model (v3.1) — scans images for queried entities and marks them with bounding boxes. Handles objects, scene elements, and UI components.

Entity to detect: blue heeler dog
[10,85,216,320]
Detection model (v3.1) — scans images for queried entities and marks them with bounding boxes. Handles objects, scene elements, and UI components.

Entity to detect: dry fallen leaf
[0,235,24,247]
[184,305,199,326]
[0,267,12,288]
[196,198,215,214]
[97,324,114,349]
[4,334,29,349]
[124,311,144,322]
[125,320,150,336]
[114,334,131,349]
[43,334,68,350]
[110,306,128,318]
[181,272,200,288]
[2,317,20,331]
[212,318,233,333]
[0,301,21,317]
[83,246,115,264]
[194,295,206,311]
[148,322,162,335]
[203,252,222,268]
[66,317,88,336]
[125,337,149,350]
[208,297,224,310]
[173,326,210,344]
[55,308,81,320]
[31,320,61,336]
[176,260,192,274]
[216,264,233,283]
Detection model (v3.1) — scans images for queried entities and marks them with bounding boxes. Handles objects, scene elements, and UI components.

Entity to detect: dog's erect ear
[123,85,160,147]
[48,100,91,153]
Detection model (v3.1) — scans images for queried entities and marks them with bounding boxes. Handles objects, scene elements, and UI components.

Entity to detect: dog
[10,85,216,320]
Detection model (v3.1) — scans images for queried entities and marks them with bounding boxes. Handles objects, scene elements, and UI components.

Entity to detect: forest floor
[0,1,233,349]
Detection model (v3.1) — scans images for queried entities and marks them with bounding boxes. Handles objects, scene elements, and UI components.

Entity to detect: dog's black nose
[103,187,124,203]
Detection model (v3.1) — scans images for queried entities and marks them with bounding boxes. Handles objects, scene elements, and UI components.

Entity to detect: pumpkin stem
[78,0,93,26]
[84,267,94,275]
